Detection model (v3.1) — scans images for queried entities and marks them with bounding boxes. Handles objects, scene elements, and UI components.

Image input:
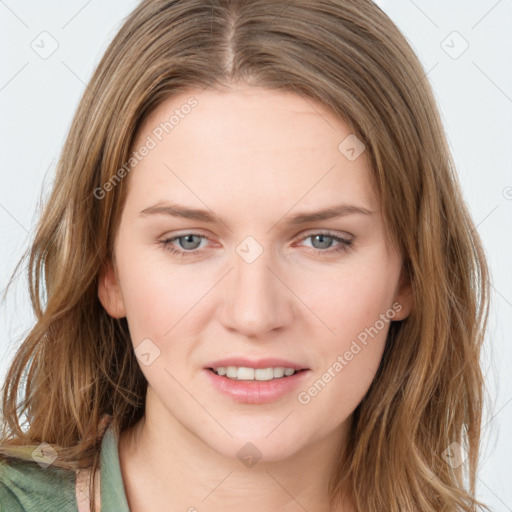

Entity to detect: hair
[0,1,491,511]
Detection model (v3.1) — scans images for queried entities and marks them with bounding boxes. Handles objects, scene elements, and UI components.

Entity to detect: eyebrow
[139,201,375,224]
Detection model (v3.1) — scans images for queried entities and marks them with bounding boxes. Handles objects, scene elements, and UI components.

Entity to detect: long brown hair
[0,1,491,510]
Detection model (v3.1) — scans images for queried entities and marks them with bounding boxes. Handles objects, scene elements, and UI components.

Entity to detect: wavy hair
[0,1,491,510]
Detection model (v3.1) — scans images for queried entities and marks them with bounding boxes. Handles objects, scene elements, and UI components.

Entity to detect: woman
[0,1,491,511]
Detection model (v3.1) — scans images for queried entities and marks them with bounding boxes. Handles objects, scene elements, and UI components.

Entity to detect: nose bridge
[219,236,293,336]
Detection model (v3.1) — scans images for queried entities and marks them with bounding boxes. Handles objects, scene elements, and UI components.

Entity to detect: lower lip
[203,368,310,404]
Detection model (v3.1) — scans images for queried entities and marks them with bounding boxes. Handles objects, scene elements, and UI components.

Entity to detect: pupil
[180,235,201,250]
[312,234,332,249]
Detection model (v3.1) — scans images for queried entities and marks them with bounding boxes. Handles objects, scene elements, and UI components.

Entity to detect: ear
[98,260,126,319]
[392,264,413,321]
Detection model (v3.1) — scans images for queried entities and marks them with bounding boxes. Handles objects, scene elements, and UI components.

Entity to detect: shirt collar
[99,422,131,511]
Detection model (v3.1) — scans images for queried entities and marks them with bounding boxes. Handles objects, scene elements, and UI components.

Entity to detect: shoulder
[0,455,78,512]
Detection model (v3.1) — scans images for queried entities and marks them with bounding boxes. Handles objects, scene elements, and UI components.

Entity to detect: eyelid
[295,228,353,240]
[292,229,354,248]
[160,230,217,245]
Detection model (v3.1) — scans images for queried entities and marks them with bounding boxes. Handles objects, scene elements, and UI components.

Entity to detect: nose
[218,246,295,338]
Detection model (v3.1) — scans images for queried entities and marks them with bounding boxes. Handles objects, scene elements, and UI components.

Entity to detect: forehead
[126,86,377,215]
[137,85,356,154]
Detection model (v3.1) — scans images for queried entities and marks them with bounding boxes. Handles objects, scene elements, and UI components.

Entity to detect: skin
[98,85,413,512]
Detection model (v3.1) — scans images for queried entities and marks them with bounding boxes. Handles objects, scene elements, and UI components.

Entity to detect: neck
[118,399,355,512]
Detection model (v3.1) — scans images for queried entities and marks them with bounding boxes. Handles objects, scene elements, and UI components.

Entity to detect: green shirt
[0,424,130,511]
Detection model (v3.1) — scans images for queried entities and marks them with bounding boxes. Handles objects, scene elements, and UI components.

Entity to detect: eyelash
[159,232,353,258]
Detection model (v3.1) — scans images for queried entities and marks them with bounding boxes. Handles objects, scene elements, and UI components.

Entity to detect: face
[98,85,412,462]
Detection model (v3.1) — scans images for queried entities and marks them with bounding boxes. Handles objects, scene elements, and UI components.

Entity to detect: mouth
[204,357,309,376]
[203,365,311,404]
[207,366,308,381]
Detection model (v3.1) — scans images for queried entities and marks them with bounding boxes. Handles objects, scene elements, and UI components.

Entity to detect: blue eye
[302,233,353,255]
[161,234,206,257]
[160,232,353,258]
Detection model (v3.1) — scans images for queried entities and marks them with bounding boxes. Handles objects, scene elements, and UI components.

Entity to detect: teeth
[213,366,298,381]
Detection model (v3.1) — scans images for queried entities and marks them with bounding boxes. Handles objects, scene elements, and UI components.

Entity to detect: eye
[159,231,353,259]
[298,232,353,256]
[160,233,209,258]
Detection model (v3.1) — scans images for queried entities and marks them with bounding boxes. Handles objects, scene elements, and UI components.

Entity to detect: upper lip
[205,357,309,371]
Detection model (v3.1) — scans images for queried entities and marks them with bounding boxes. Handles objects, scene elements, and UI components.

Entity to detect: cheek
[293,259,398,411]
[115,247,204,341]
[297,307,391,429]
[294,257,399,339]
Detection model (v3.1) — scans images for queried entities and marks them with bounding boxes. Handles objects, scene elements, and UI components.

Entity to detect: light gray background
[1,1,511,510]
